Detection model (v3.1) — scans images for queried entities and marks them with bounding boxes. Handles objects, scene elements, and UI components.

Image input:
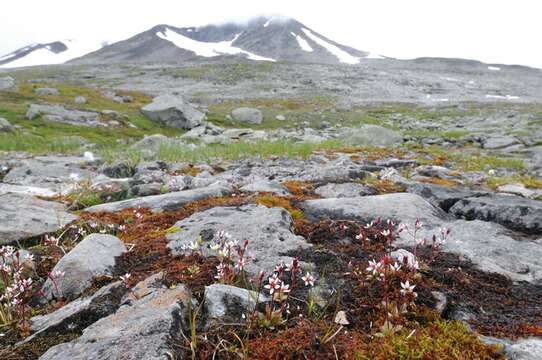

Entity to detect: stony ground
[0,61,541,359]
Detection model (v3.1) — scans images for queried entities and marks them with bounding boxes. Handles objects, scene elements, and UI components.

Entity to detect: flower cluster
[209,231,252,285]
[0,246,35,328]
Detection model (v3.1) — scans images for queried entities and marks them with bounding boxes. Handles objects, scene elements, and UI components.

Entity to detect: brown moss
[255,194,303,220]
[173,165,201,177]
[365,179,406,194]
[282,180,314,197]
[419,177,459,187]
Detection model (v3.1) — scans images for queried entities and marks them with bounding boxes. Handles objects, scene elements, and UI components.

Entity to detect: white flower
[189,241,200,251]
[236,257,246,271]
[400,280,417,297]
[120,273,131,285]
[301,272,315,287]
[389,262,401,273]
[415,219,423,230]
[381,230,391,237]
[398,223,408,233]
[264,274,281,295]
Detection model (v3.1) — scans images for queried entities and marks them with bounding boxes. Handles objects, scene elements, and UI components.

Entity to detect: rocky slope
[0,50,541,359]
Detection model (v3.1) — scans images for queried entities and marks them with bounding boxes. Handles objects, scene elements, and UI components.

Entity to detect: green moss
[355,319,504,359]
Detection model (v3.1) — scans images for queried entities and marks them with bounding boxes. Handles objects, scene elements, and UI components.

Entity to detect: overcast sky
[1,0,541,68]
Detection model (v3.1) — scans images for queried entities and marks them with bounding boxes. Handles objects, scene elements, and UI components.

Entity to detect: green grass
[0,82,182,154]
[104,139,347,164]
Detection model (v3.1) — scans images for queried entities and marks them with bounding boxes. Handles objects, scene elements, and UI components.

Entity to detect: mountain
[72,16,381,65]
[0,40,102,68]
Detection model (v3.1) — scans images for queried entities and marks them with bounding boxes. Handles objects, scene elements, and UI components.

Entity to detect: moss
[418,177,459,187]
[282,180,314,197]
[364,179,406,194]
[356,319,504,359]
[255,194,304,220]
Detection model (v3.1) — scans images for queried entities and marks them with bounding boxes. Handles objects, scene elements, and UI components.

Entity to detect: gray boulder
[314,183,376,198]
[0,117,14,132]
[449,194,542,234]
[35,87,59,96]
[204,284,268,328]
[505,338,542,360]
[240,179,288,195]
[342,125,403,147]
[40,234,127,300]
[167,204,310,274]
[39,277,192,360]
[141,94,205,130]
[0,193,77,245]
[0,76,15,91]
[397,220,542,283]
[231,107,263,125]
[3,155,98,194]
[22,282,126,344]
[26,104,101,127]
[86,182,232,213]
[483,136,520,150]
[302,193,450,226]
[406,183,487,212]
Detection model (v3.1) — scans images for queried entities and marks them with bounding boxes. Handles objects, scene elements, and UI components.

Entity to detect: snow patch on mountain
[156,28,276,62]
[290,32,313,52]
[0,40,101,68]
[300,28,359,64]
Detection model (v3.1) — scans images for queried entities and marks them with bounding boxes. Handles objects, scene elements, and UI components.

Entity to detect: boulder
[0,193,77,245]
[231,107,263,125]
[314,183,376,198]
[0,76,15,91]
[39,277,193,360]
[204,284,268,328]
[483,136,520,150]
[86,182,232,213]
[240,179,289,195]
[40,234,127,300]
[302,193,450,227]
[34,87,59,96]
[167,204,310,273]
[406,183,486,212]
[397,220,542,283]
[497,183,542,199]
[141,94,205,129]
[22,281,126,344]
[0,117,14,132]
[3,155,98,194]
[449,194,542,235]
[26,104,101,127]
[342,125,403,147]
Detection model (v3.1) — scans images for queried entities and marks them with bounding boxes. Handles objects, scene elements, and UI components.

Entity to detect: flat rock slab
[39,279,192,360]
[450,194,542,235]
[0,193,77,245]
[86,182,232,213]
[314,182,376,198]
[27,104,102,127]
[398,220,542,283]
[41,234,127,300]
[21,282,126,344]
[167,204,310,273]
[204,284,268,328]
[406,183,487,212]
[302,193,451,227]
[3,155,99,194]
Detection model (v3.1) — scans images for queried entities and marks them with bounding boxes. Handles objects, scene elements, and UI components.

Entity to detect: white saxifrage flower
[301,272,315,287]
